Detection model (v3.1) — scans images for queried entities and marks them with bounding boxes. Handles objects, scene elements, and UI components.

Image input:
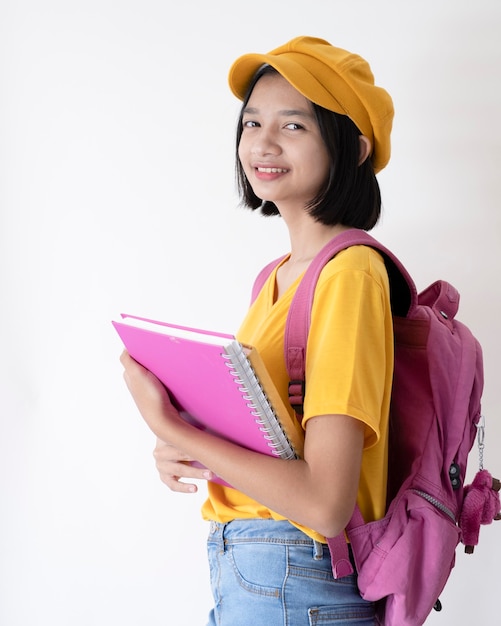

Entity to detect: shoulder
[317,245,389,291]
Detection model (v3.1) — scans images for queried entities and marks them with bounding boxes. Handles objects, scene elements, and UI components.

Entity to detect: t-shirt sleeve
[302,259,391,449]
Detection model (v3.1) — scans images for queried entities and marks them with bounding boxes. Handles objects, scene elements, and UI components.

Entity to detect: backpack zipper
[411,489,457,523]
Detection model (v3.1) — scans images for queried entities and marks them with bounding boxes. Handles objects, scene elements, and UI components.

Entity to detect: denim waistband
[208,519,326,559]
[209,519,316,542]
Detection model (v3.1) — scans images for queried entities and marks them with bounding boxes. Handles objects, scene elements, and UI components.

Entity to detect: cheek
[237,139,246,164]
[238,141,252,177]
[312,151,330,187]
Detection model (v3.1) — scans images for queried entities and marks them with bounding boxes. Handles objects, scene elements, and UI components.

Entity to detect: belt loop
[209,521,226,554]
[313,540,324,560]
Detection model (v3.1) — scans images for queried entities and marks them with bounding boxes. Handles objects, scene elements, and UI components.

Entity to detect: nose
[250,127,281,157]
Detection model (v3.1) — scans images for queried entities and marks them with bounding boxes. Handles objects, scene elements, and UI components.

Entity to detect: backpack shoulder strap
[250,254,288,306]
[285,228,417,411]
[286,228,417,578]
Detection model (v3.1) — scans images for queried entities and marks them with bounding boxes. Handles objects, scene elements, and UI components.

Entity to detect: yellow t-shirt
[201,245,394,542]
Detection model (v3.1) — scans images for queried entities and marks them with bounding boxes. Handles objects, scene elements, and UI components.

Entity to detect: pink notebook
[112,314,304,485]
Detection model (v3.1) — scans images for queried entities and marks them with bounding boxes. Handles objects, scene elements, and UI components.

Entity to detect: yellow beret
[228,36,394,173]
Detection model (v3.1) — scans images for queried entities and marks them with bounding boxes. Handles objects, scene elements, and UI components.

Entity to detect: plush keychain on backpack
[460,469,501,553]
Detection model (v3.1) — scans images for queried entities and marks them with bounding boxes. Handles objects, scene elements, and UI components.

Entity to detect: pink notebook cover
[112,314,290,485]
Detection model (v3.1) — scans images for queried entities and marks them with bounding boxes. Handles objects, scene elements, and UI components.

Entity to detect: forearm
[120,350,363,538]
[166,415,361,538]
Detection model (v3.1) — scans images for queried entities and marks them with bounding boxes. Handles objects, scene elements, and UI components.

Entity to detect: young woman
[120,36,394,626]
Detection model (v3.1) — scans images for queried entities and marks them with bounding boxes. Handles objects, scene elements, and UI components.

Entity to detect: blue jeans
[206,519,376,626]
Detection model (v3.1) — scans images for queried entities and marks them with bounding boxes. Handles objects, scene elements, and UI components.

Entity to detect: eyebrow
[243,106,314,119]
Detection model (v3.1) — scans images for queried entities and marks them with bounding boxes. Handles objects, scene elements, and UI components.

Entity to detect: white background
[1,1,500,624]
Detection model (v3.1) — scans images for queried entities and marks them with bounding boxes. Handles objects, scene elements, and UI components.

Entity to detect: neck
[276,200,352,261]
[285,215,350,264]
[272,214,351,301]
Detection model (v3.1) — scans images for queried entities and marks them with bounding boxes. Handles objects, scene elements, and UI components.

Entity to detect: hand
[120,350,186,441]
[120,350,215,491]
[153,438,213,493]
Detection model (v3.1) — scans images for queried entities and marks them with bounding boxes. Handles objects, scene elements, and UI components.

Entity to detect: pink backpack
[251,229,500,625]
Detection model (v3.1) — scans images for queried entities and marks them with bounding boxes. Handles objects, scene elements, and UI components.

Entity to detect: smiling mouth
[256,167,288,174]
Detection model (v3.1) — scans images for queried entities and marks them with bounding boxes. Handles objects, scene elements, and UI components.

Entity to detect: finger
[159,465,213,493]
[120,349,136,369]
[120,351,141,389]
[153,439,192,462]
[155,456,213,491]
[155,457,212,480]
[162,475,200,494]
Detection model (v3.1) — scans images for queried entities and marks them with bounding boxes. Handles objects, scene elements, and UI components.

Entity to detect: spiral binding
[222,349,297,460]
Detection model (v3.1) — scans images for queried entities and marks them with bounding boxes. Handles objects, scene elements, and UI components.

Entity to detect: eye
[242,119,259,129]
[284,122,304,131]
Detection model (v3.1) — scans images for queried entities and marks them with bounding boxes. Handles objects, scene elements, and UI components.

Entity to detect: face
[238,72,330,213]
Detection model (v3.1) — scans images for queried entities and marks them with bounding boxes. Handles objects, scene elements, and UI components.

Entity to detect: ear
[358,135,372,166]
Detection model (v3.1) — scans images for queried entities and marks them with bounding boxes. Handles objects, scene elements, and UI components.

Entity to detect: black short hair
[235,66,382,230]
